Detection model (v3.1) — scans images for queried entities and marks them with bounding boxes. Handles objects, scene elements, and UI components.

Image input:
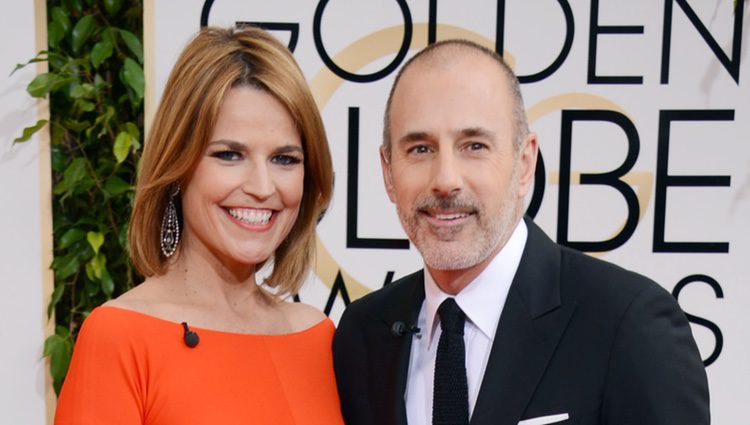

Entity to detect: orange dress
[55,306,345,425]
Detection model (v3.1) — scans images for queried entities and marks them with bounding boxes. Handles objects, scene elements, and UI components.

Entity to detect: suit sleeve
[54,309,144,425]
[602,283,710,424]
[333,302,374,425]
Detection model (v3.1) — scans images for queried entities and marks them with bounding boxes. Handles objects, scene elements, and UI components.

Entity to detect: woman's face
[180,86,305,271]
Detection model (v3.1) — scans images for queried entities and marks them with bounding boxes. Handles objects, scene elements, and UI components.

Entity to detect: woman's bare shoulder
[280,300,328,332]
[102,277,169,314]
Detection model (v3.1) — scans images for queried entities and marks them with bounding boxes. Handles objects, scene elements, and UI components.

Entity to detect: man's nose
[430,150,462,197]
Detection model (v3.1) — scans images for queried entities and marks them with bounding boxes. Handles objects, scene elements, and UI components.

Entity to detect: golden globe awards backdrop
[147,0,748,422]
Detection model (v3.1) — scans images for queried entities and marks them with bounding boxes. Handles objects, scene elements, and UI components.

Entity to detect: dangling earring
[160,186,180,258]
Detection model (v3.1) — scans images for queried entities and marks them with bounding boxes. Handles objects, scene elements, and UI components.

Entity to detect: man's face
[381,53,536,273]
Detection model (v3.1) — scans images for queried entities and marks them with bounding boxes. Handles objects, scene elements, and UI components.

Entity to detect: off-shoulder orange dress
[55,306,344,425]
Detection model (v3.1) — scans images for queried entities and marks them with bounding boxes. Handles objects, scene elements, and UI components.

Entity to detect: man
[333,39,709,425]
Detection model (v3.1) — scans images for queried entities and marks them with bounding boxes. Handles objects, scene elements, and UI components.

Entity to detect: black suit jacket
[333,218,709,425]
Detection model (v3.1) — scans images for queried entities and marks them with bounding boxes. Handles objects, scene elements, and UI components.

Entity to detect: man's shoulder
[524,218,666,307]
[551,242,676,316]
[352,269,422,308]
[339,270,422,321]
[525,217,659,295]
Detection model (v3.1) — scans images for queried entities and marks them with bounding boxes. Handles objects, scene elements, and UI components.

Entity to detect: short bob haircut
[128,26,333,297]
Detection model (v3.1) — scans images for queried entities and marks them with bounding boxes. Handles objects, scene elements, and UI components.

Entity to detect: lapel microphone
[181,322,200,348]
[391,321,420,338]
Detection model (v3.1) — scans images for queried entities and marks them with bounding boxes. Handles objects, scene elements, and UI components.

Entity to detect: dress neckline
[96,305,332,337]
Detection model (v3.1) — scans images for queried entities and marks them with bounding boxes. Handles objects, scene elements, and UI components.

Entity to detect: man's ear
[380,145,396,203]
[516,132,538,199]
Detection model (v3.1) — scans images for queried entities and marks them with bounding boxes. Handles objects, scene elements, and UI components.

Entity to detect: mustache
[413,195,479,213]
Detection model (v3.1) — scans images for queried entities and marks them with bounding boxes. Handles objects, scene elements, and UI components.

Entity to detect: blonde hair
[128,26,333,297]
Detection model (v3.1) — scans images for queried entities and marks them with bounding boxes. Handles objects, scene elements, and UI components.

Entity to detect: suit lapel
[470,219,577,425]
[372,272,425,425]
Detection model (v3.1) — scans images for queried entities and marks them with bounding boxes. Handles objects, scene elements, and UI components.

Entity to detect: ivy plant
[14,0,144,394]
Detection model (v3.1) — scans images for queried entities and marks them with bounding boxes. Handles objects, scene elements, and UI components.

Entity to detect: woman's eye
[212,150,242,161]
[272,154,303,166]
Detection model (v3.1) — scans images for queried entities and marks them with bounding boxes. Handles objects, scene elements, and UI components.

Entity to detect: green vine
[14,0,144,394]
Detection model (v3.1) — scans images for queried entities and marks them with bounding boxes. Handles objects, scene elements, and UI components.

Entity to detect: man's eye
[468,142,487,151]
[409,145,431,155]
[212,150,242,161]
[272,154,303,166]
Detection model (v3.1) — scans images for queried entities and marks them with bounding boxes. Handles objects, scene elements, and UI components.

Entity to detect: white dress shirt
[405,219,528,424]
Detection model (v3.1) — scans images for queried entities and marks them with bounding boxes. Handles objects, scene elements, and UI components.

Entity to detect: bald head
[382,40,529,158]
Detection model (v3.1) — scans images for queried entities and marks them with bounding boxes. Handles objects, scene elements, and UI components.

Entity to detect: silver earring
[160,186,180,258]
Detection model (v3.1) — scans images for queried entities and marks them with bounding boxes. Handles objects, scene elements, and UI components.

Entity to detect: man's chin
[418,245,483,271]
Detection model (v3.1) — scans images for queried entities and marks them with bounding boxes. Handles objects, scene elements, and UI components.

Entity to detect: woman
[55,26,342,424]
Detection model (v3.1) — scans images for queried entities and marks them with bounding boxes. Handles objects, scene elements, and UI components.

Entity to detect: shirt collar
[423,219,528,346]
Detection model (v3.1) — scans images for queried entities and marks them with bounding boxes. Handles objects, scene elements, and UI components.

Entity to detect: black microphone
[181,322,200,348]
[391,321,420,338]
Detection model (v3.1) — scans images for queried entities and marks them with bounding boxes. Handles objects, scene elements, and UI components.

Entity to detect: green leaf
[43,334,60,357]
[63,157,87,186]
[46,51,66,71]
[54,157,88,196]
[27,73,59,98]
[84,261,96,281]
[47,21,65,50]
[63,119,91,133]
[55,326,71,339]
[103,0,124,16]
[91,40,113,69]
[121,58,144,100]
[85,277,100,297]
[70,83,95,99]
[54,253,79,280]
[101,269,115,297]
[52,181,67,196]
[44,334,72,382]
[13,119,48,143]
[88,253,107,279]
[50,7,72,35]
[50,144,67,171]
[94,73,106,90]
[59,228,86,249]
[117,29,143,64]
[71,15,97,54]
[47,284,65,319]
[123,121,140,141]
[101,27,116,44]
[86,231,104,254]
[10,53,48,76]
[79,100,96,112]
[113,131,133,164]
[104,175,131,196]
[67,0,85,14]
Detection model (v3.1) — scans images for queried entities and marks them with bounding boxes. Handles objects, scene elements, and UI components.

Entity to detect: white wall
[0,1,53,424]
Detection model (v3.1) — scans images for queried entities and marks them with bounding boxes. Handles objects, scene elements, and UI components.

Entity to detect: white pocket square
[517,413,569,425]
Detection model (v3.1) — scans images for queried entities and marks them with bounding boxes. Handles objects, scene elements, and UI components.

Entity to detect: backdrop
[147,1,749,423]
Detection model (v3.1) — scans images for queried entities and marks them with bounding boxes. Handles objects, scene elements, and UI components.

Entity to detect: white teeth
[227,208,272,225]
[435,213,468,220]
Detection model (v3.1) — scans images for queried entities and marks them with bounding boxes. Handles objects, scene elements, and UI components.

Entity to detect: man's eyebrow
[457,127,495,139]
[397,131,433,144]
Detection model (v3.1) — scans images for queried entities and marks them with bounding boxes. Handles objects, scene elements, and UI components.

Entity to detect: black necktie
[433,298,468,425]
